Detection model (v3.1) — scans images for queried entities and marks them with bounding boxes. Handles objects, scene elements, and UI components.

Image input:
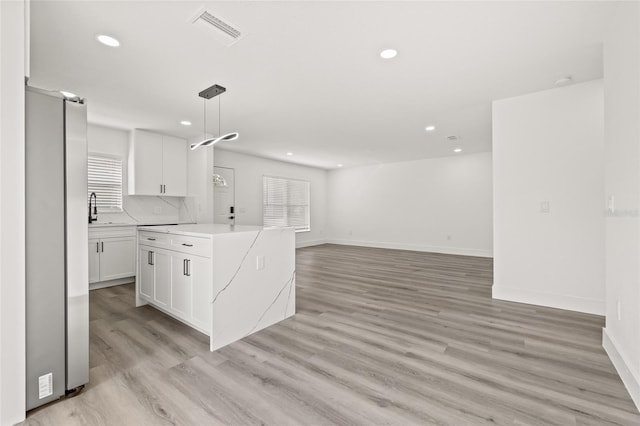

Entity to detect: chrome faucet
[88,192,98,224]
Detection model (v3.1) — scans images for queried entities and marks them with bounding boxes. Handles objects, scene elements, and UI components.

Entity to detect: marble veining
[247,270,296,336]
[211,230,263,305]
[210,226,296,351]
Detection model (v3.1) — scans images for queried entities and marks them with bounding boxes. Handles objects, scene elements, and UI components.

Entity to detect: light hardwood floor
[23,244,640,425]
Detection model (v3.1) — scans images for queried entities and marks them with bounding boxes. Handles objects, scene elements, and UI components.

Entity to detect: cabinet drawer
[138,231,170,249]
[170,235,212,258]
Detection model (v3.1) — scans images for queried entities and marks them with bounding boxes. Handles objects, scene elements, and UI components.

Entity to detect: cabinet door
[190,256,212,332]
[100,237,136,281]
[88,238,100,284]
[138,246,154,300]
[170,255,191,320]
[153,251,171,308]
[130,130,163,195]
[161,135,187,196]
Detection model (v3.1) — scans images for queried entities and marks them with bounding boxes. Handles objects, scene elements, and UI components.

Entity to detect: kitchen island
[136,224,296,351]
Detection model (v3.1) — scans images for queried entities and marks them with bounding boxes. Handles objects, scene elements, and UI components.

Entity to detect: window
[263,175,310,232]
[88,155,123,212]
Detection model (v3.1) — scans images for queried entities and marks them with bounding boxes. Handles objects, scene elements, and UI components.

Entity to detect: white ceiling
[29,1,611,169]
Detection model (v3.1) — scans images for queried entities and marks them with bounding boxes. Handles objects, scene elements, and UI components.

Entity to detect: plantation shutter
[263,175,310,232]
[88,155,123,212]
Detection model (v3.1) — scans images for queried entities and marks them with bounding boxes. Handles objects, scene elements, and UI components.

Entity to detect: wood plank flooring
[22,244,640,425]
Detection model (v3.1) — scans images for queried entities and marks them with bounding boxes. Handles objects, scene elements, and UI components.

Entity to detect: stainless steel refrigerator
[25,86,89,410]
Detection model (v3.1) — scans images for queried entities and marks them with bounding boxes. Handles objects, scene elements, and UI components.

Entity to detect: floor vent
[191,8,243,46]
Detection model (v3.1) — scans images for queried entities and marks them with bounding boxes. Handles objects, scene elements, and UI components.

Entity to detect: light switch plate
[256,255,265,270]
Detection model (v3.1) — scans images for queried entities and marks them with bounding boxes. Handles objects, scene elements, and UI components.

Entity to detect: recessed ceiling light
[337,164,343,168]
[59,91,78,99]
[380,49,397,59]
[425,125,436,132]
[96,34,120,47]
[454,148,462,153]
[180,120,192,126]
[286,152,293,156]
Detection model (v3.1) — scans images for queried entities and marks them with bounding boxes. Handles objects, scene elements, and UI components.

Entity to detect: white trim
[296,239,326,248]
[326,239,493,258]
[492,286,605,315]
[89,277,134,291]
[602,328,640,411]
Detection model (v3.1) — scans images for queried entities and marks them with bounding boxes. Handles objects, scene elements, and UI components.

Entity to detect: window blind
[88,155,123,212]
[263,175,310,232]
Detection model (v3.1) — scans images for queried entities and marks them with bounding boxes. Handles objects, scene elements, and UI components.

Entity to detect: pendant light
[190,84,239,150]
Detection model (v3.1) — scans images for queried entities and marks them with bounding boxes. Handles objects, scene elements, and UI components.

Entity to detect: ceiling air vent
[190,8,243,46]
[447,135,459,141]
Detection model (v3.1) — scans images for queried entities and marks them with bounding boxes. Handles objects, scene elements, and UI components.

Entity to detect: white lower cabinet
[89,226,136,285]
[137,233,212,334]
[138,246,155,299]
[154,252,171,308]
[170,255,192,320]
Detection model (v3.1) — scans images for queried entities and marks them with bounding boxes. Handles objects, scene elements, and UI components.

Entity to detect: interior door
[213,166,235,224]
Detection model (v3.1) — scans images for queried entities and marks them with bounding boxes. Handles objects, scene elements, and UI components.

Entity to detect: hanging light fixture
[212,174,227,187]
[190,84,239,150]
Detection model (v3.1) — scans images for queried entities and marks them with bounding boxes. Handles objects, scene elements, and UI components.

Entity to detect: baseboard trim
[326,239,493,258]
[492,285,605,315]
[89,277,134,291]
[296,239,327,248]
[603,328,640,411]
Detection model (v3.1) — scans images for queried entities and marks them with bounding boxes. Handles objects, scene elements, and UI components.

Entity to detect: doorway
[213,166,235,224]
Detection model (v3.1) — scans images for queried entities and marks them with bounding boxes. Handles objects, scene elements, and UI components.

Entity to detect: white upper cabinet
[128,129,187,196]
[161,135,188,196]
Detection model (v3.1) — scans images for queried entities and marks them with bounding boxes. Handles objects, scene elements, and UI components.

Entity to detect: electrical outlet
[608,195,615,213]
[256,255,265,270]
[540,201,550,213]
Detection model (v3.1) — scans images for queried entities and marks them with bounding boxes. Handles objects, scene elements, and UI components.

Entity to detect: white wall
[492,80,605,315]
[326,153,493,257]
[88,124,195,224]
[0,1,26,424]
[213,150,328,247]
[602,2,640,410]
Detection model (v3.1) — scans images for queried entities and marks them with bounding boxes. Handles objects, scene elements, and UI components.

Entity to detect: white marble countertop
[137,223,271,237]
[89,220,194,228]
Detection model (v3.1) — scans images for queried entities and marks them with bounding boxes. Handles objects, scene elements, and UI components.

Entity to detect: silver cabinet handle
[163,185,166,193]
[181,243,193,247]
[150,251,154,266]
[183,259,187,276]
[148,251,151,265]
[160,184,163,194]
[101,241,104,252]
[96,242,99,253]
[147,237,156,241]
[186,259,191,277]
